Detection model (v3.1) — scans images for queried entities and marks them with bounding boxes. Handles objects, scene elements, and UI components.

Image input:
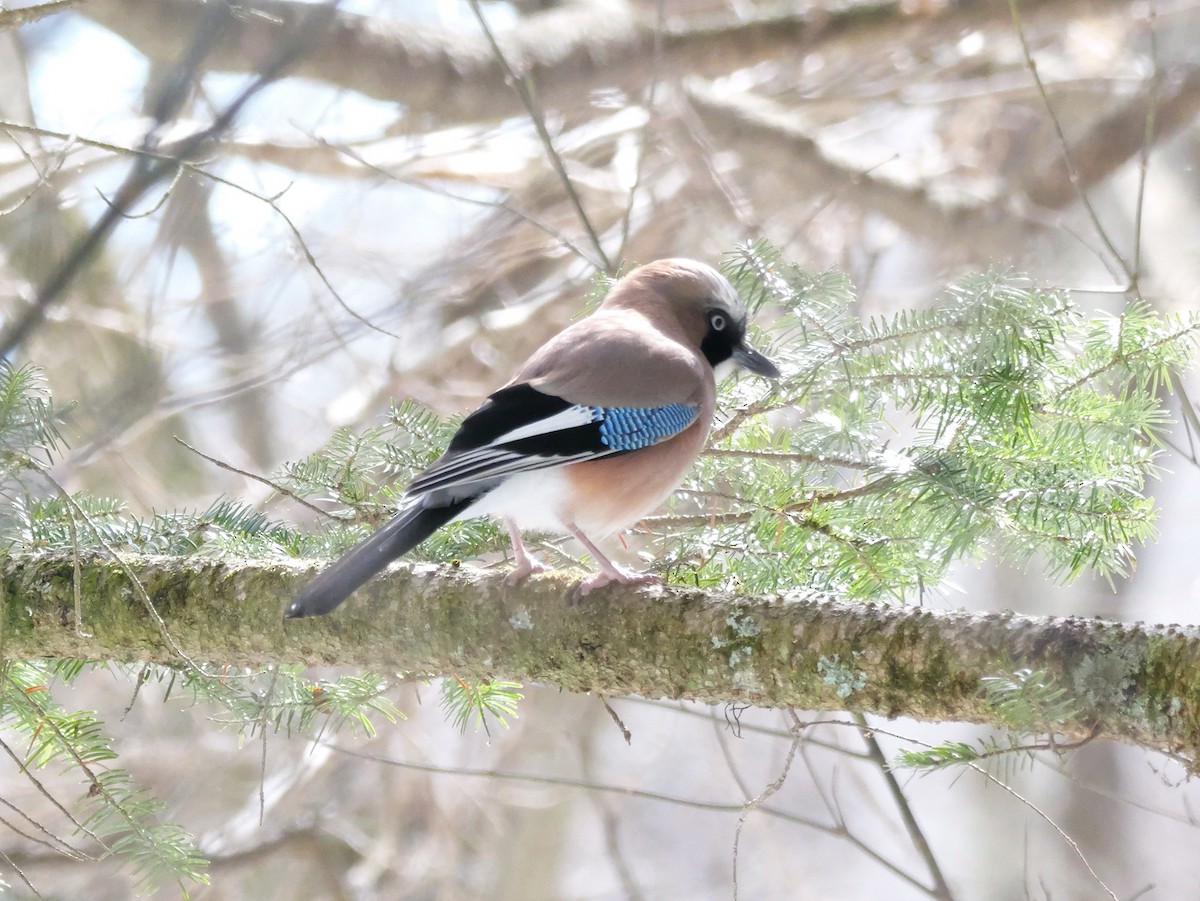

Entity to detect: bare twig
[1007,0,1132,287]
[325,138,604,269]
[173,436,347,522]
[732,712,802,900]
[328,744,833,832]
[0,737,100,847]
[0,0,83,29]
[0,845,42,898]
[0,1,341,357]
[853,712,954,901]
[466,0,613,273]
[599,696,632,744]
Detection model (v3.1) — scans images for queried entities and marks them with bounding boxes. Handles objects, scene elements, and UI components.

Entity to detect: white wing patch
[490,404,600,445]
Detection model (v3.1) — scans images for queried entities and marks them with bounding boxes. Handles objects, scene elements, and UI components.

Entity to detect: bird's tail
[286,496,473,618]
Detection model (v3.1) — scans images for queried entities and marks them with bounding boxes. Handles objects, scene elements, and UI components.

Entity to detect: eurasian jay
[286,258,779,618]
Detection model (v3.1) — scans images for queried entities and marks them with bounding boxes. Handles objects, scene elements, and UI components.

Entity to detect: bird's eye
[709,312,727,331]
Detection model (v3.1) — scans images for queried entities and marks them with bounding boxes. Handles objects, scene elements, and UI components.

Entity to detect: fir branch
[440,677,523,735]
[0,663,209,893]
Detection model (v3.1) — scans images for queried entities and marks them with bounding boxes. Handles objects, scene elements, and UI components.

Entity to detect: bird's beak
[732,340,781,379]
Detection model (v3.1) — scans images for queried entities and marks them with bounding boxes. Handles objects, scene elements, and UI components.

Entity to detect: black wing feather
[286,495,477,618]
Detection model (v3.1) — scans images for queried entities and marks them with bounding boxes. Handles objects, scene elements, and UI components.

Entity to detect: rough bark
[2,551,1198,765]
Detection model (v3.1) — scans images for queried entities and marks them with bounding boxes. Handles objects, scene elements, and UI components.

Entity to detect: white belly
[457,469,571,534]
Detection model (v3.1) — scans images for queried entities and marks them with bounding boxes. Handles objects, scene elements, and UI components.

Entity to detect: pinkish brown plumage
[288,259,779,618]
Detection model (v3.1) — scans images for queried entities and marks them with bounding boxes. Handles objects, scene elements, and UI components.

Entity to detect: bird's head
[605,259,781,379]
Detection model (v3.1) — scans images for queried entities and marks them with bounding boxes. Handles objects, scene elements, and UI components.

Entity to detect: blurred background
[3,0,1200,897]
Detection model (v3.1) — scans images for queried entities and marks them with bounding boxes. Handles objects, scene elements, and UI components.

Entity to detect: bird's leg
[568,523,662,595]
[505,518,549,582]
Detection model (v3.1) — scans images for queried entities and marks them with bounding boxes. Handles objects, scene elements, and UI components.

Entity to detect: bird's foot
[578,567,662,597]
[506,555,550,583]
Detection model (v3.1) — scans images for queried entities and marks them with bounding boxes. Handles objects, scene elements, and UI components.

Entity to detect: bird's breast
[561,416,710,538]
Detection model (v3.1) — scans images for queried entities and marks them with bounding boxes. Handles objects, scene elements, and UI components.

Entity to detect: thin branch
[0,1,341,357]
[0,737,100,846]
[965,759,1117,899]
[599,696,632,745]
[732,712,802,900]
[797,737,936,895]
[1007,0,1132,286]
[1131,3,1161,286]
[466,0,612,273]
[0,845,42,899]
[327,744,833,832]
[0,0,84,28]
[618,0,667,260]
[853,712,953,901]
[325,138,605,270]
[818,718,1118,900]
[173,436,347,522]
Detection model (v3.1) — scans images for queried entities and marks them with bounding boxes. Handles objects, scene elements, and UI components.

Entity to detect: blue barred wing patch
[593,403,698,451]
[407,384,700,497]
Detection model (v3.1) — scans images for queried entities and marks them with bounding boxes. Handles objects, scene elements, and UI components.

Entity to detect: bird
[286,258,780,618]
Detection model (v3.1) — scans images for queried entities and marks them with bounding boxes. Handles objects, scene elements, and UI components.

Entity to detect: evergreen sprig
[162,664,404,741]
[0,661,209,894]
[892,667,1085,776]
[655,241,1200,598]
[0,361,64,473]
[440,677,523,735]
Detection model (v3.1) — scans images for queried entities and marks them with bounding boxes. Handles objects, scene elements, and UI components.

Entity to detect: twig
[1131,3,1162,287]
[0,0,84,29]
[599,696,632,744]
[173,436,347,522]
[853,711,954,900]
[1007,0,1132,287]
[259,667,280,827]
[466,0,613,273]
[326,138,605,271]
[618,0,666,260]
[0,737,100,847]
[732,712,802,900]
[0,129,72,216]
[817,718,1118,900]
[965,759,1117,899]
[0,1,341,357]
[0,845,42,898]
[327,744,834,832]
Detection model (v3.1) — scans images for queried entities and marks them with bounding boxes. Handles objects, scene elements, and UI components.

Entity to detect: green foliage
[0,661,209,894]
[981,667,1080,730]
[658,240,1199,598]
[175,665,405,742]
[0,361,64,474]
[440,677,523,734]
[893,667,1085,775]
[272,399,509,562]
[893,741,984,770]
[0,660,407,893]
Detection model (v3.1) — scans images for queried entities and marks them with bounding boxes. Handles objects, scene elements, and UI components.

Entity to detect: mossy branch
[4,551,1198,765]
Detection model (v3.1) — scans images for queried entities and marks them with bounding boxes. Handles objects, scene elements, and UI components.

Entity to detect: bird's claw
[578,568,662,597]
[506,556,550,583]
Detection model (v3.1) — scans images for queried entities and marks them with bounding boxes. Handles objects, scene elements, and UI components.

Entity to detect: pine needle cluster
[657,242,1200,599]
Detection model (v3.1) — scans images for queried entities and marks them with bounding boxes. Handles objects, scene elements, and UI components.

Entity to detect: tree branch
[2,552,1198,766]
